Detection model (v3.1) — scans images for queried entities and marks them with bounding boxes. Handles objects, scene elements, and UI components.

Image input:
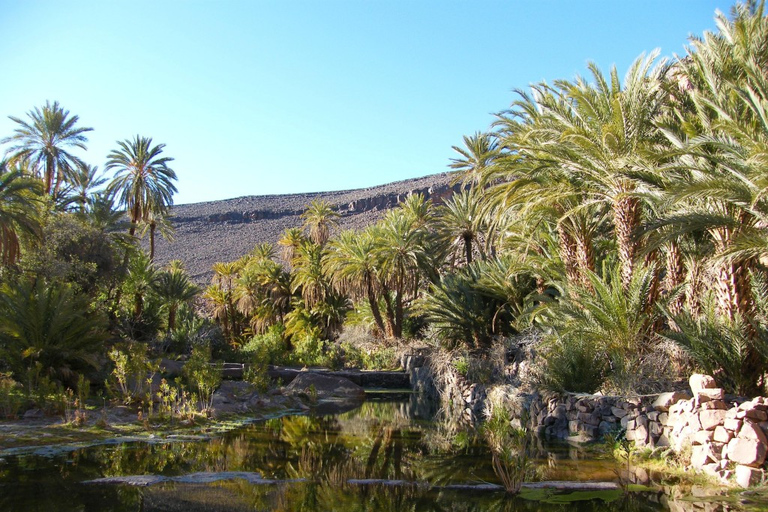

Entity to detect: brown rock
[689,374,717,394]
[727,438,767,467]
[691,443,715,469]
[653,391,692,412]
[735,465,765,488]
[739,422,768,444]
[699,409,727,431]
[695,388,725,403]
[693,429,714,445]
[713,426,733,444]
[724,418,743,432]
[700,400,727,410]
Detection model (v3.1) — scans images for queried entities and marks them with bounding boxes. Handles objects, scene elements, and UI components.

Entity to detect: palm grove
[1,3,768,419]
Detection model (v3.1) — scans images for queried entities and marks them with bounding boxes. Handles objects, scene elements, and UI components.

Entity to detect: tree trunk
[464,234,473,265]
[168,305,177,332]
[664,241,685,316]
[45,156,54,195]
[558,226,579,287]
[613,195,641,290]
[150,221,156,261]
[366,276,387,336]
[575,233,595,289]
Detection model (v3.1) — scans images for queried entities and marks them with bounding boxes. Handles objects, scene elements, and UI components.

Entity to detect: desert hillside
[152,172,459,283]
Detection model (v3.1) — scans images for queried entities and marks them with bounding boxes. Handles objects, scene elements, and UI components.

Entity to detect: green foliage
[663,304,768,396]
[539,336,608,394]
[483,407,536,494]
[533,263,658,393]
[182,344,222,414]
[240,324,287,365]
[107,341,159,404]
[22,213,121,296]
[452,357,469,376]
[0,278,107,388]
[417,257,528,349]
[0,372,24,419]
[290,334,327,367]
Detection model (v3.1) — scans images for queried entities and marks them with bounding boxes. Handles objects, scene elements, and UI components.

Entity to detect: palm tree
[2,101,93,196]
[301,199,339,246]
[210,261,240,342]
[0,279,107,388]
[448,131,499,187]
[0,165,43,266]
[324,228,387,335]
[278,227,306,266]
[434,188,489,266]
[291,241,329,308]
[373,209,432,338]
[153,269,199,331]
[63,163,106,212]
[105,135,177,238]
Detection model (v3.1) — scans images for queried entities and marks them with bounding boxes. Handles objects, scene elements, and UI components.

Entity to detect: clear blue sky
[1,1,733,205]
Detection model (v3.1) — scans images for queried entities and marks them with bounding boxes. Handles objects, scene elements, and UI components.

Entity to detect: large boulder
[689,374,717,394]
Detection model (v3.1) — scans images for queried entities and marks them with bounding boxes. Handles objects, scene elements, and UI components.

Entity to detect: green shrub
[240,325,287,365]
[290,334,327,367]
[182,344,222,414]
[107,341,159,405]
[0,373,25,419]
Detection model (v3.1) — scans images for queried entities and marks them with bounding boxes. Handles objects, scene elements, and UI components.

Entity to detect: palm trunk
[575,233,595,289]
[168,304,177,331]
[45,156,54,195]
[464,234,473,265]
[558,226,579,287]
[614,195,641,290]
[150,221,156,261]
[664,241,685,316]
[366,275,386,336]
[381,284,396,339]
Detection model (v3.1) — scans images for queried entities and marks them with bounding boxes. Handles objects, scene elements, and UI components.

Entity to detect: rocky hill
[152,172,459,283]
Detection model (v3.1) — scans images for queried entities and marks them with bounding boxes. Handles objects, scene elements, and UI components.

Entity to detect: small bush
[182,344,222,414]
[290,334,327,367]
[0,373,24,419]
[107,341,159,404]
[240,325,287,365]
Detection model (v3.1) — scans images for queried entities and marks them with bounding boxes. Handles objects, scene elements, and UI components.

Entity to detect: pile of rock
[525,374,768,487]
[657,374,767,487]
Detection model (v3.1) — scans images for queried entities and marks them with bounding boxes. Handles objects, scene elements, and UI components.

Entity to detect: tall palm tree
[448,131,499,187]
[153,269,199,331]
[434,188,489,266]
[373,209,432,338]
[2,101,93,196]
[301,199,339,246]
[324,228,387,335]
[278,227,306,266]
[63,163,106,212]
[105,135,177,238]
[0,165,43,266]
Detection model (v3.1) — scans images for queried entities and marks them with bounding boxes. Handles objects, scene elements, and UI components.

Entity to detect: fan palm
[2,101,93,196]
[105,135,177,237]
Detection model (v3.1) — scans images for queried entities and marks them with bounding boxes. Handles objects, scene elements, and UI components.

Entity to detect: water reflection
[1,399,764,511]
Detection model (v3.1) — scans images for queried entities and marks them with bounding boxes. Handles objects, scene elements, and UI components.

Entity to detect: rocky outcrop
[152,173,460,283]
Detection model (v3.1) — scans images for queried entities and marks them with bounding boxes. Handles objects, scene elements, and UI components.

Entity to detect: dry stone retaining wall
[527,374,768,487]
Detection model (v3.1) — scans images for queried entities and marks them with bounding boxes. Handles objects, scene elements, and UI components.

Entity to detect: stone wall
[525,374,768,488]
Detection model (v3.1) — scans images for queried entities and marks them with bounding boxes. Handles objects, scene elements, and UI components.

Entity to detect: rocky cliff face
[152,172,459,283]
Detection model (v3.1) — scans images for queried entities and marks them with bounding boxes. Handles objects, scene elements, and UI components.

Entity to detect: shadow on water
[0,395,762,511]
